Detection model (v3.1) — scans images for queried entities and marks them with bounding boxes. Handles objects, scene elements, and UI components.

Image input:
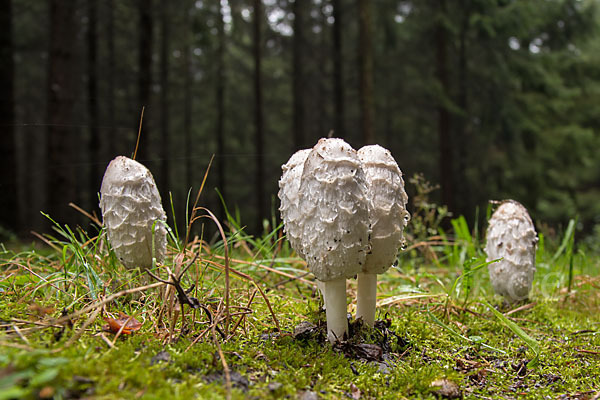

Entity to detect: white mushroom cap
[485,200,537,301]
[100,156,167,269]
[296,138,370,282]
[278,149,311,259]
[358,145,409,275]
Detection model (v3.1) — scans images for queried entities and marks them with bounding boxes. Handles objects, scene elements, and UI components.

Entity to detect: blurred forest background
[0,0,599,240]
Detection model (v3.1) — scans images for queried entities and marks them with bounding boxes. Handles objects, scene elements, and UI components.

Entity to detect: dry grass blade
[12,325,30,344]
[27,282,165,335]
[184,155,214,248]
[69,202,102,226]
[60,305,103,351]
[202,258,280,333]
[133,106,145,160]
[210,254,315,288]
[211,305,232,400]
[30,230,62,253]
[190,207,232,336]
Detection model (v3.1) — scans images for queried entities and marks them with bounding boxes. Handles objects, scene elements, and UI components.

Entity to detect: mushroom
[356,145,409,326]
[99,156,167,269]
[485,200,537,302]
[280,138,370,343]
[278,149,329,307]
[278,148,311,260]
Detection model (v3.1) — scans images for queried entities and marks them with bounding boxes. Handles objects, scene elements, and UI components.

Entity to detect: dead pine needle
[133,106,145,161]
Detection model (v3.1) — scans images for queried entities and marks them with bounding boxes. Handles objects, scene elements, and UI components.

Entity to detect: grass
[1,201,600,399]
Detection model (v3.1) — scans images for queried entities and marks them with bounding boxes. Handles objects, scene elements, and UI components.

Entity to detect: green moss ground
[1,223,599,399]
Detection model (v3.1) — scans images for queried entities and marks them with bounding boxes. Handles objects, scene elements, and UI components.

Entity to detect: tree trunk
[358,0,375,144]
[159,0,169,192]
[253,0,265,232]
[456,0,470,218]
[183,0,193,192]
[435,0,454,211]
[88,0,100,209]
[0,0,16,231]
[332,0,344,138]
[317,2,328,140]
[107,0,116,157]
[216,2,226,213]
[137,0,152,161]
[292,0,305,150]
[47,0,78,225]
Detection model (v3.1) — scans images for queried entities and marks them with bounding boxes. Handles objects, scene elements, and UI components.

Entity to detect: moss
[1,224,600,399]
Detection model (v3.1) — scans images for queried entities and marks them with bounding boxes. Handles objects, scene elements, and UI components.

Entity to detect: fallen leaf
[350,383,361,399]
[38,386,55,398]
[29,303,55,316]
[102,312,142,335]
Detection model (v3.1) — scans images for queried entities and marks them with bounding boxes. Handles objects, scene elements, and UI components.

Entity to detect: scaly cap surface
[100,156,167,269]
[297,138,370,281]
[485,200,537,301]
[278,149,311,259]
[358,145,410,274]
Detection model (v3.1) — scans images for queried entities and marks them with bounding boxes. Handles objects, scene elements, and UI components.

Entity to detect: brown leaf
[29,303,55,316]
[38,386,55,398]
[350,383,361,399]
[102,312,142,335]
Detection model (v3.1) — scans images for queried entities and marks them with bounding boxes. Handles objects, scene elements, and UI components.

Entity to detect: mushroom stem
[324,277,348,343]
[356,272,377,327]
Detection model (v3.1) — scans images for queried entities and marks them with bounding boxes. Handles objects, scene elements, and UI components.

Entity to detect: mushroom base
[356,272,377,327]
[324,277,348,343]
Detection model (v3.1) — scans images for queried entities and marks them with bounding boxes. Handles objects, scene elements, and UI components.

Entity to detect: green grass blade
[550,219,576,265]
[482,301,540,368]
[427,310,506,354]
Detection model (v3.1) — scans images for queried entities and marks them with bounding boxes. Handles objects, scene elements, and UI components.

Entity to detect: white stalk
[324,277,348,343]
[356,272,377,326]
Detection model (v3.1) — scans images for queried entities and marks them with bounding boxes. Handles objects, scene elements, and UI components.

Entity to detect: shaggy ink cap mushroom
[356,145,409,326]
[485,200,537,302]
[278,148,311,259]
[298,138,370,283]
[281,138,369,343]
[100,156,167,270]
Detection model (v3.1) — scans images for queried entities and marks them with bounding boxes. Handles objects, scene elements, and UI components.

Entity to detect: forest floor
[1,212,599,399]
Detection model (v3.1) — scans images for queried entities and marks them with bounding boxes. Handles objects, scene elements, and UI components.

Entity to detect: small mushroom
[356,145,409,326]
[485,200,537,302]
[99,156,167,269]
[280,138,370,343]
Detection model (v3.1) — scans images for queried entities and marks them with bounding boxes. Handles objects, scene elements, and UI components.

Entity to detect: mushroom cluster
[485,200,538,302]
[100,156,167,270]
[279,138,409,343]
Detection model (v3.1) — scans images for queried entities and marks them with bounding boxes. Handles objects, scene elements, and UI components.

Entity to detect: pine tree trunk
[216,3,226,213]
[137,0,153,161]
[456,0,470,218]
[358,0,375,144]
[183,0,193,191]
[107,0,116,157]
[253,0,265,232]
[159,0,169,192]
[292,0,305,150]
[332,0,344,138]
[436,0,454,211]
[88,0,100,209]
[47,0,78,225]
[0,0,16,231]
